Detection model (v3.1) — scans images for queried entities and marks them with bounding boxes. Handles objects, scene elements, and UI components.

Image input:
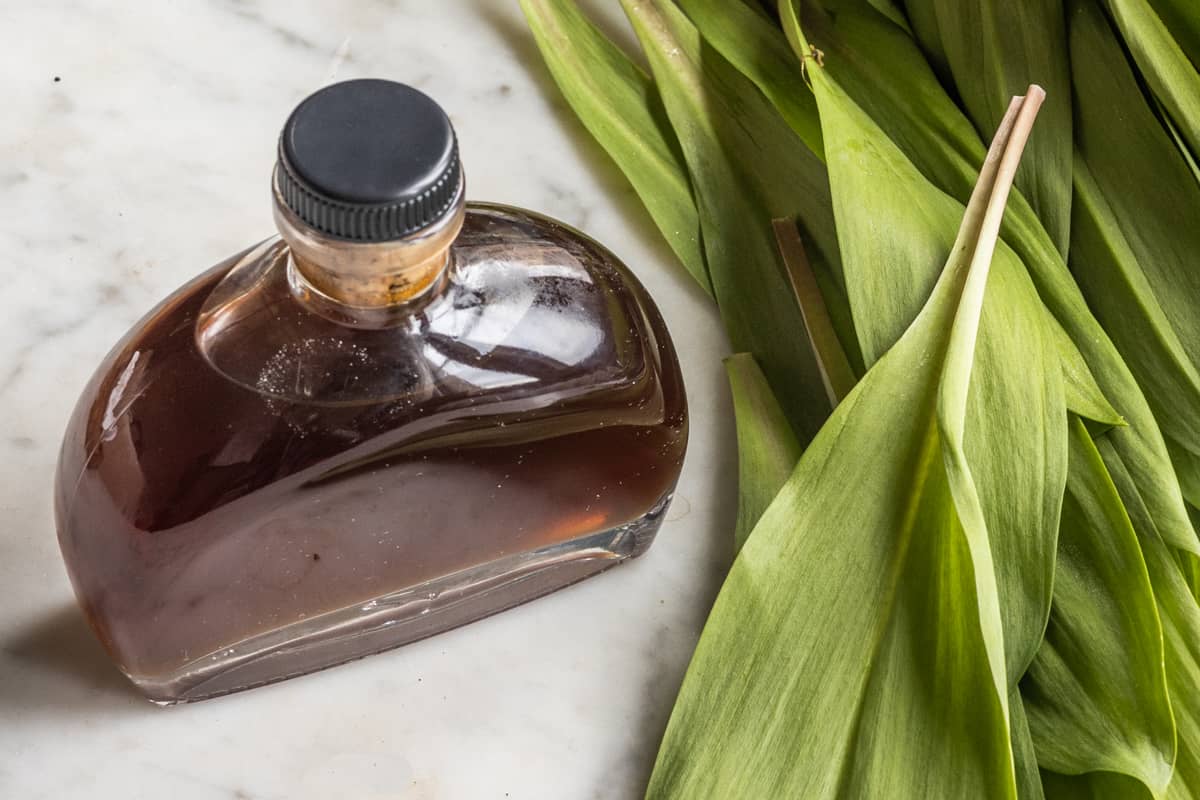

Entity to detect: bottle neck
[273,182,465,326]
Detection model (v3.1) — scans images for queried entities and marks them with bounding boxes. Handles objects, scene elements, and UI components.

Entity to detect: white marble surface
[0,2,735,798]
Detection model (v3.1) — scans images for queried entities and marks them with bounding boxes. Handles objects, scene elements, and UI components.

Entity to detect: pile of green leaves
[520,0,1200,796]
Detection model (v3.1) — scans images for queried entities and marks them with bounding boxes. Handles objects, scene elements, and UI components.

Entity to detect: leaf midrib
[829,401,944,799]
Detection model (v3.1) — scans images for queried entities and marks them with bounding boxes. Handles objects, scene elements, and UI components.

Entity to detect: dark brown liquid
[56,207,686,681]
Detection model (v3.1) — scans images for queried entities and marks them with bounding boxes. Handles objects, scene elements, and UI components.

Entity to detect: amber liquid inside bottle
[55,205,687,702]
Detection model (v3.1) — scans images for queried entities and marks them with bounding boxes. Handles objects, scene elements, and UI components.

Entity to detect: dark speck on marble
[10,436,35,449]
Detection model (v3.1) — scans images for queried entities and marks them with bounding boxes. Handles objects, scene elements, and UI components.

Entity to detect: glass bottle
[54,79,687,704]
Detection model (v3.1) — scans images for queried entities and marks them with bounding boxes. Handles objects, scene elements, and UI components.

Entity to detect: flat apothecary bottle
[54,79,687,704]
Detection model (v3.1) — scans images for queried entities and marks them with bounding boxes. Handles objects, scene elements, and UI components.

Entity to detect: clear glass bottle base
[131,492,671,705]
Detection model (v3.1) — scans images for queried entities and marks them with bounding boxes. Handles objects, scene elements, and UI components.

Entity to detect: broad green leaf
[724,353,801,553]
[781,0,1199,554]
[674,0,825,156]
[901,0,951,79]
[1149,0,1200,70]
[777,0,1112,423]
[1168,439,1200,509]
[786,1,1067,685]
[620,0,841,441]
[660,0,867,375]
[1012,691,1048,800]
[1104,0,1200,165]
[519,0,709,294]
[646,87,1045,799]
[902,0,1074,256]
[1094,433,1200,799]
[1177,544,1200,602]
[1142,535,1200,800]
[725,220,864,552]
[1073,161,1200,509]
[1048,318,1125,430]
[1157,97,1200,184]
[1097,437,1199,584]
[740,0,777,19]
[633,1,845,297]
[865,0,910,31]
[786,0,986,233]
[1021,419,1173,799]
[1041,770,1155,799]
[781,1,980,362]
[778,0,1106,430]
[1068,0,1200,484]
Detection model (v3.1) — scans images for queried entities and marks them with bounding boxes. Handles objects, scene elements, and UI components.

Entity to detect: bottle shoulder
[197,203,660,405]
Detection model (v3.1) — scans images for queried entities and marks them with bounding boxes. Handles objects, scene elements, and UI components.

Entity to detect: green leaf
[1012,691,1049,800]
[784,0,987,243]
[785,1,1068,685]
[1176,545,1200,603]
[781,0,1198,554]
[1157,96,1200,184]
[1047,317,1126,431]
[1092,432,1200,800]
[1167,439,1200,509]
[636,1,845,293]
[646,80,1045,799]
[674,0,825,156]
[865,0,911,31]
[663,0,868,376]
[1103,0,1200,165]
[724,353,801,553]
[1021,419,1173,799]
[777,0,1110,421]
[782,7,954,366]
[901,0,952,79]
[1041,770,1155,799]
[901,0,1075,256]
[724,219,864,554]
[779,0,1115,427]
[619,0,842,441]
[519,0,710,294]
[1068,0,1200,490]
[1148,0,1200,70]
[1142,533,1200,800]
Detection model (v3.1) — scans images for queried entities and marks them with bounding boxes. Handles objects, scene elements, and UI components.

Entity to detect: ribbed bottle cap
[275,79,463,242]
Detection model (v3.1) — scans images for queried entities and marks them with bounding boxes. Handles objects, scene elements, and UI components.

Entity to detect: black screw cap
[275,79,462,241]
